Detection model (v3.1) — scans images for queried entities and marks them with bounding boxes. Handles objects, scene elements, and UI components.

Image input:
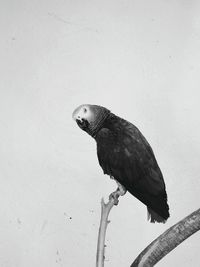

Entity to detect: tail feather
[147,207,168,223]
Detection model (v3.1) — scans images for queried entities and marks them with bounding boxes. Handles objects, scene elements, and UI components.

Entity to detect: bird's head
[72,104,110,137]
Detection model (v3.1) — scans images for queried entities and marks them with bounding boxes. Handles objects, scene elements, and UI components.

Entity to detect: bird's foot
[109,184,126,205]
[109,190,120,205]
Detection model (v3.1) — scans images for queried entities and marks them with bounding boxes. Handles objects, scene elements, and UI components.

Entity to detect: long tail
[147,207,168,223]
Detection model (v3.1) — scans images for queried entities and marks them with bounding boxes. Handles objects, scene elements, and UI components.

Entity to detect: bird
[72,104,170,223]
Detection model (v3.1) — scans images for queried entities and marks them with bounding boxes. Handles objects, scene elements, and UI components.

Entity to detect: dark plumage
[72,104,170,223]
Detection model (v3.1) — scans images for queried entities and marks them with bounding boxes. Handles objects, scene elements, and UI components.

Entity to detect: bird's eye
[83,108,87,113]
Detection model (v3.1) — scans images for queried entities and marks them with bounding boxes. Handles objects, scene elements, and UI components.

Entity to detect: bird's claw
[109,182,126,205]
[109,191,120,205]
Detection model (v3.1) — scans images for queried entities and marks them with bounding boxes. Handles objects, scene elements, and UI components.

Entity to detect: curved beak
[76,118,89,129]
[76,118,83,125]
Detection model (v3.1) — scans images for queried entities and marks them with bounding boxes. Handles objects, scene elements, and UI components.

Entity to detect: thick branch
[96,189,121,267]
[131,208,200,267]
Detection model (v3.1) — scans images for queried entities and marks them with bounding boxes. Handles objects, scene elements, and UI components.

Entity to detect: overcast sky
[1,0,200,266]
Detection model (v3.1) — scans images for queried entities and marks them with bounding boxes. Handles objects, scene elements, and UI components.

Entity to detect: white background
[1,0,200,266]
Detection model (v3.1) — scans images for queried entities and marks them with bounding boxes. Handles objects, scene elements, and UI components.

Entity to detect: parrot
[72,104,170,223]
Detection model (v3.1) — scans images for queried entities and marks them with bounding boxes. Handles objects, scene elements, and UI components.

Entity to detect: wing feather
[96,119,169,219]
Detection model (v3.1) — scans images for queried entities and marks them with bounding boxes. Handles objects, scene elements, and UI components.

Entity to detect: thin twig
[96,189,120,267]
[131,208,200,267]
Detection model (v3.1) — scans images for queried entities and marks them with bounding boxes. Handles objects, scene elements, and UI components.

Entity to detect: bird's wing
[97,124,165,196]
[96,122,169,219]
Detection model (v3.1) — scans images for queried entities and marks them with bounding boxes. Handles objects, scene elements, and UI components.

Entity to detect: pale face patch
[72,104,95,124]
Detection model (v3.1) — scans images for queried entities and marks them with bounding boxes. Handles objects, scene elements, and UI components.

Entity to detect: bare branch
[96,188,121,267]
[131,208,200,267]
